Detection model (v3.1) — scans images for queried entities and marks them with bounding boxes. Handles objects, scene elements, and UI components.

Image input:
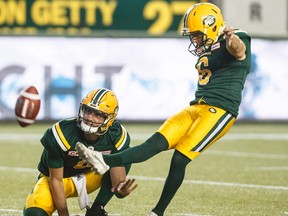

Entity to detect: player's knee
[172,150,191,168]
[24,207,48,216]
[148,132,169,151]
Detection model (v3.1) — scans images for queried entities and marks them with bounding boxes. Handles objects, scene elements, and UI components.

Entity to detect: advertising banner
[0,37,287,121]
[222,0,288,38]
[0,0,198,37]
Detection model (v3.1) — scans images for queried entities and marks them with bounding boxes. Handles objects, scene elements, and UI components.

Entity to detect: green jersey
[190,30,251,117]
[38,118,130,178]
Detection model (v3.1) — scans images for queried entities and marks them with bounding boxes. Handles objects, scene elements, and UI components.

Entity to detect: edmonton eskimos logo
[203,15,216,28]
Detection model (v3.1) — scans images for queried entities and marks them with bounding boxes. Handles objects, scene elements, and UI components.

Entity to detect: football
[15,86,41,127]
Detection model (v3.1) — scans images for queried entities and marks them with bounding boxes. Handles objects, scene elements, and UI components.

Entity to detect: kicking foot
[147,211,158,216]
[76,142,109,175]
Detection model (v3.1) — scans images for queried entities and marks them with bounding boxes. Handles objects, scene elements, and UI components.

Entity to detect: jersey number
[74,160,91,169]
[196,57,212,85]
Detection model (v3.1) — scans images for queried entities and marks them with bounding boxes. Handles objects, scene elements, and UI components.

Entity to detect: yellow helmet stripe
[115,125,128,150]
[52,122,71,151]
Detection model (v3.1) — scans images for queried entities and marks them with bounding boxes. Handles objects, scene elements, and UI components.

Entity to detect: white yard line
[0,133,42,141]
[248,166,288,171]
[173,214,212,216]
[0,209,120,216]
[128,175,288,191]
[0,166,287,191]
[1,133,288,141]
[0,166,37,173]
[206,150,288,159]
[131,133,288,140]
[0,209,22,212]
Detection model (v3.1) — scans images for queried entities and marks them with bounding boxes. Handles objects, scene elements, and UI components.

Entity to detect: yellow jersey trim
[52,122,71,151]
[115,126,127,150]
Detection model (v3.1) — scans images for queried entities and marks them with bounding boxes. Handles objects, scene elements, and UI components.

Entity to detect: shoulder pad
[109,121,130,150]
[51,119,77,151]
[115,125,129,150]
[234,29,251,39]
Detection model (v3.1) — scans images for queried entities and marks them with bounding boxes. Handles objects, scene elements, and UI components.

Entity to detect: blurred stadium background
[0,0,288,122]
[0,0,287,216]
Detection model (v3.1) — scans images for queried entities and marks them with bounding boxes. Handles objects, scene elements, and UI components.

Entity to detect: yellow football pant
[25,171,102,216]
[158,104,235,160]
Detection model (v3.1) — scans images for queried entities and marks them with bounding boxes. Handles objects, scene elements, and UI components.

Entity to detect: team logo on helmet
[203,15,216,28]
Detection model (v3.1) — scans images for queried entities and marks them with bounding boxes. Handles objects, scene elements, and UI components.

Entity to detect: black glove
[85,202,108,216]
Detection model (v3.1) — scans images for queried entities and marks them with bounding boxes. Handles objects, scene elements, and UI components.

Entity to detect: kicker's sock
[152,150,191,216]
[103,132,168,167]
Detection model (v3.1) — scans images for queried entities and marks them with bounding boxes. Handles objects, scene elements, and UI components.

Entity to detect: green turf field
[0,121,287,216]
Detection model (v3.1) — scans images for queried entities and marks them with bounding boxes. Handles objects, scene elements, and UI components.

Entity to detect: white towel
[71,174,91,210]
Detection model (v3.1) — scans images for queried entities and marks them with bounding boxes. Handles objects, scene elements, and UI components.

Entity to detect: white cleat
[147,211,158,216]
[76,142,110,175]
